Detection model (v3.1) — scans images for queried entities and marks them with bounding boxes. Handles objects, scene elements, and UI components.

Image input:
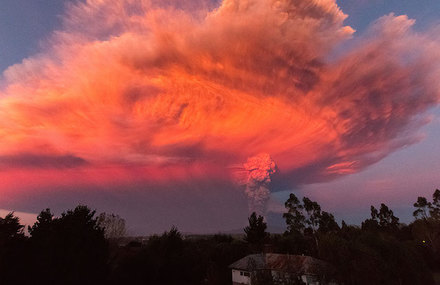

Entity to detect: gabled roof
[229,253,328,275]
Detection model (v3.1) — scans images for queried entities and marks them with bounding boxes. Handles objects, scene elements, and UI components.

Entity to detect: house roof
[229,253,328,275]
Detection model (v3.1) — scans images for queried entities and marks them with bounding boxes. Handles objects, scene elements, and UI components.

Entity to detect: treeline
[269,189,440,284]
[0,206,250,285]
[0,190,439,285]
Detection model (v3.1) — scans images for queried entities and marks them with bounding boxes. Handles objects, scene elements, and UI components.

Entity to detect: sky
[0,0,440,234]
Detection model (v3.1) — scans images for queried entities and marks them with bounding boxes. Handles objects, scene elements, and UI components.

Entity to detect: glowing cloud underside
[0,0,440,222]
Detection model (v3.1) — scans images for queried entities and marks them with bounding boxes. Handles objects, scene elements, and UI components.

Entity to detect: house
[229,253,335,285]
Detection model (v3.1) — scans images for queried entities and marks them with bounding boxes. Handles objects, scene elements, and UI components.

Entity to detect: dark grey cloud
[0,153,88,169]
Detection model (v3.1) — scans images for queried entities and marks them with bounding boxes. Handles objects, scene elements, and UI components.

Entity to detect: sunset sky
[1,0,440,234]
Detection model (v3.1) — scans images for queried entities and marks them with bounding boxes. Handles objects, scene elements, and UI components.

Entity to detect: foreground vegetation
[0,190,439,285]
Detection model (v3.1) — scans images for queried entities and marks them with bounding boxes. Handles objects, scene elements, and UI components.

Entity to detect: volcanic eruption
[243,154,277,216]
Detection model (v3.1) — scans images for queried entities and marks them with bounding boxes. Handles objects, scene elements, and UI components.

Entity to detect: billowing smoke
[243,154,277,216]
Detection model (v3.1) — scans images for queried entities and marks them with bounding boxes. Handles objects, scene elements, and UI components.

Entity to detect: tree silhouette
[28,208,53,238]
[432,189,440,219]
[283,193,305,234]
[413,189,440,220]
[0,212,29,285]
[29,205,108,285]
[283,194,339,256]
[414,197,431,219]
[411,189,440,269]
[362,203,399,233]
[97,212,126,241]
[318,211,339,234]
[244,212,268,247]
[0,192,438,285]
[0,212,24,242]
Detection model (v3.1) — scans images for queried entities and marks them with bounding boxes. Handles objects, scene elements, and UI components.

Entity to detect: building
[229,253,334,285]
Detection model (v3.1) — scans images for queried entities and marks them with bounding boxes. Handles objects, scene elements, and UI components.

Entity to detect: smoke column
[243,153,277,216]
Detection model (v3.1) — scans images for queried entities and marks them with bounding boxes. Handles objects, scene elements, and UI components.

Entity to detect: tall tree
[283,194,339,257]
[28,208,54,238]
[319,211,340,234]
[430,189,440,219]
[284,194,338,235]
[413,197,431,220]
[378,204,400,230]
[283,193,305,234]
[302,197,323,253]
[29,205,108,285]
[244,212,269,246]
[97,212,127,241]
[411,189,440,268]
[0,212,28,285]
[414,189,440,220]
[0,212,24,242]
[362,203,399,233]
[303,197,322,233]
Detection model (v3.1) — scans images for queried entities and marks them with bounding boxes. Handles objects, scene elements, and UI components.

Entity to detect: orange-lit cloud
[0,0,439,230]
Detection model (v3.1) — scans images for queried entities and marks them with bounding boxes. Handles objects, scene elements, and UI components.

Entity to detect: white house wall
[232,269,250,285]
[301,274,320,285]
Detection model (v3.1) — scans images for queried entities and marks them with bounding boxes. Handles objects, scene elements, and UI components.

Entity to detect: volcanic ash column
[243,153,277,216]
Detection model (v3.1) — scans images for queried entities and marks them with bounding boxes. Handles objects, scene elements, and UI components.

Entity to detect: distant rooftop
[229,253,329,275]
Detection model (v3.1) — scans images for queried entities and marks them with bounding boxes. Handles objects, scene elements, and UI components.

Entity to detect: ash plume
[243,154,277,216]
